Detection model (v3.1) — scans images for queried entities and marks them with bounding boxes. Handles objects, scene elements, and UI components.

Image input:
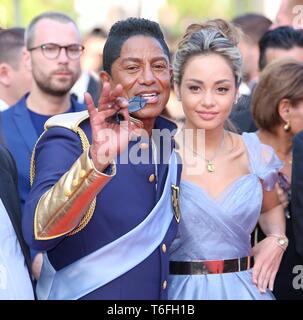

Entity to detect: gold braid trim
[67,128,96,236]
[30,132,45,187]
[30,126,96,237]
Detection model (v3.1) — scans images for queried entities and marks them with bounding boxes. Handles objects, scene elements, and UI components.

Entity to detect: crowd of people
[1,0,303,300]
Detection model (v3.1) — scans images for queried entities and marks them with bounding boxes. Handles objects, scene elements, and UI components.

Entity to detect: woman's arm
[252,185,287,293]
[259,187,286,235]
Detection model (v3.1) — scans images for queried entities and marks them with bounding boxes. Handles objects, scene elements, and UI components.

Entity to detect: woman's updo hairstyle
[173,19,242,87]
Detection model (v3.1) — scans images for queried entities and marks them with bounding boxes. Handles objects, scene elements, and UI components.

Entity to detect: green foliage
[167,0,253,21]
[0,0,14,28]
[165,0,254,38]
[0,0,77,28]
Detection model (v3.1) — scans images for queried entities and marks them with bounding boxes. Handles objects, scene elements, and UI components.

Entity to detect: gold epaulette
[44,110,89,131]
[44,110,144,130]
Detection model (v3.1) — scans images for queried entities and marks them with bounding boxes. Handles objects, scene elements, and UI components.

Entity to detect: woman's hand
[251,236,285,293]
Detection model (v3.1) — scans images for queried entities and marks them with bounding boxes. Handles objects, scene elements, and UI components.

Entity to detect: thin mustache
[53,69,73,74]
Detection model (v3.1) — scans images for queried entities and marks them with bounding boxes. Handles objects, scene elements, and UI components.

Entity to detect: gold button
[139,142,149,150]
[162,243,167,253]
[80,170,86,178]
[149,174,156,183]
[162,280,167,290]
[72,179,79,187]
[64,189,72,197]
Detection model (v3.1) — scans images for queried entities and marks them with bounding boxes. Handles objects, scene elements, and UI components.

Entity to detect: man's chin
[131,104,164,119]
[42,87,71,97]
[48,82,75,96]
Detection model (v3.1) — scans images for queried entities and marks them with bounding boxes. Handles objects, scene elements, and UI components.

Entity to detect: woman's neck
[258,127,293,159]
[184,122,225,158]
[26,85,71,115]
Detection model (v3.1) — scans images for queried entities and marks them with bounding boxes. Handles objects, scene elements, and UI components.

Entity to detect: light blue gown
[168,132,282,300]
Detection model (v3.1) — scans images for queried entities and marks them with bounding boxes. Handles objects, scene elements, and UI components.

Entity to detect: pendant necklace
[189,131,225,173]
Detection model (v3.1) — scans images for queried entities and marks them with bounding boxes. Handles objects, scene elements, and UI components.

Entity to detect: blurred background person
[2,12,85,211]
[230,13,272,133]
[161,29,185,128]
[252,59,303,300]
[1,12,86,280]
[232,13,272,91]
[161,81,185,129]
[0,144,34,299]
[72,27,107,105]
[259,26,303,70]
[81,27,107,74]
[0,28,32,111]
[275,0,303,28]
[232,26,303,133]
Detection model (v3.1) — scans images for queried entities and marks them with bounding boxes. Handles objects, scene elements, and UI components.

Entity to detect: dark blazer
[230,82,258,134]
[230,108,258,133]
[0,145,31,272]
[1,94,86,209]
[291,130,303,259]
[230,94,257,133]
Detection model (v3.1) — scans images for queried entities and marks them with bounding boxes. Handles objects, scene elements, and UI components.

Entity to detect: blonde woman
[168,19,286,300]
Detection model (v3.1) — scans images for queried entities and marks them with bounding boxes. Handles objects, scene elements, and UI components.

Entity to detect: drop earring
[284,120,291,132]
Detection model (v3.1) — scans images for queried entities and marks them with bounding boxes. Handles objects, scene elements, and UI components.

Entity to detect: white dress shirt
[0,199,34,300]
[0,99,9,112]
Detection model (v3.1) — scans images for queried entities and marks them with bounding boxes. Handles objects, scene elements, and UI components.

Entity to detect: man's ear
[0,63,11,86]
[100,70,111,84]
[23,47,32,72]
[278,98,292,123]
